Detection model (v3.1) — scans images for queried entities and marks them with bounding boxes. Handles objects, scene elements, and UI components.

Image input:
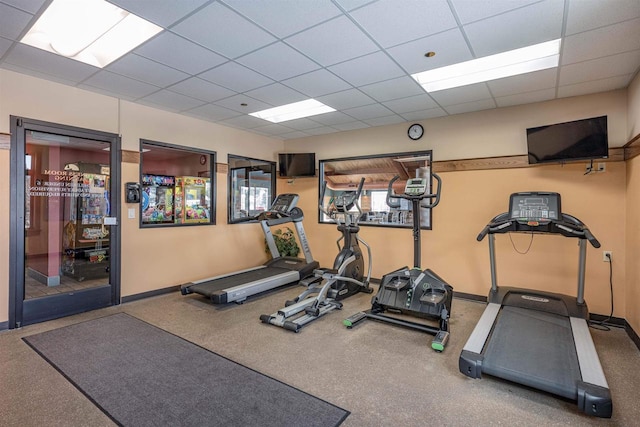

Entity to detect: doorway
[9,117,121,328]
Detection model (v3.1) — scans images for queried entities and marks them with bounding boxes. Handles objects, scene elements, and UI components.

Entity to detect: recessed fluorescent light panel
[250,99,336,123]
[412,39,561,92]
[21,0,162,68]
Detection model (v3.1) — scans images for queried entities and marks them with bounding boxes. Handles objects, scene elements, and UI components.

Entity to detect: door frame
[9,116,121,328]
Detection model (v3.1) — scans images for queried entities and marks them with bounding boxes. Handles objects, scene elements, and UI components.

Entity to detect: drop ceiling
[1,0,639,140]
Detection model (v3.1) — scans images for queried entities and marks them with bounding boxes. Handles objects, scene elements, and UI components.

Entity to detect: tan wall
[626,155,640,331]
[286,162,626,317]
[626,72,640,332]
[628,73,640,140]
[0,70,284,323]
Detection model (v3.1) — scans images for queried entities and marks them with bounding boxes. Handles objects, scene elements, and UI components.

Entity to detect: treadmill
[459,192,612,418]
[181,193,319,304]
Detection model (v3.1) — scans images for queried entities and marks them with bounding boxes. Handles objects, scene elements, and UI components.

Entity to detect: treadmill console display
[270,194,299,214]
[509,192,561,222]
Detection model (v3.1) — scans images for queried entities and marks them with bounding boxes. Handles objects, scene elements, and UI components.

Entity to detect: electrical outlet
[603,251,612,262]
[597,162,606,172]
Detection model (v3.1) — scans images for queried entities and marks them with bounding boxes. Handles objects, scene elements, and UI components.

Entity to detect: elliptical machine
[344,173,453,352]
[260,178,373,332]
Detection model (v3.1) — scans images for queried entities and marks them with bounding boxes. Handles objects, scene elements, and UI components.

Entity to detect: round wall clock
[200,155,207,165]
[408,123,424,140]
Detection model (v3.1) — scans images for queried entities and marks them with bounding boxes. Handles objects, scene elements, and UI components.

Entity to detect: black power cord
[589,252,615,331]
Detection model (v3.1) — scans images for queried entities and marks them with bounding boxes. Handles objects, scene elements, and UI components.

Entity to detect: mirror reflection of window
[319,151,433,229]
[228,155,276,224]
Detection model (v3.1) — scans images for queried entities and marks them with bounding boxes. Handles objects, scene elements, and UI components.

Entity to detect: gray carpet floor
[1,285,639,426]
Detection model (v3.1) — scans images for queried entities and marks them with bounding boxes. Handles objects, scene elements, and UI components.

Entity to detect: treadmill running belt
[483,306,582,399]
[198,267,293,290]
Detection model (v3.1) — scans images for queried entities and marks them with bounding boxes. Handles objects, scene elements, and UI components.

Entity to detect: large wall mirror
[319,151,433,229]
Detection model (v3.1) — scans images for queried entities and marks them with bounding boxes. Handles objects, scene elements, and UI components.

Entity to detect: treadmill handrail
[476,213,600,247]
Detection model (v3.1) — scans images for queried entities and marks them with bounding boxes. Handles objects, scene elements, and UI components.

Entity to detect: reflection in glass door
[10,117,120,327]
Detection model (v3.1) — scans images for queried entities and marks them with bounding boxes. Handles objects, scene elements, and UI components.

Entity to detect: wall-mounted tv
[278,153,316,177]
[526,116,608,164]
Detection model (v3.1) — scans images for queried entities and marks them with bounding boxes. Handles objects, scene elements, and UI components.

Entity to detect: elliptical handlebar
[386,173,443,209]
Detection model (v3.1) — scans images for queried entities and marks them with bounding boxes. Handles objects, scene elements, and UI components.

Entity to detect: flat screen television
[526,116,608,164]
[278,153,316,177]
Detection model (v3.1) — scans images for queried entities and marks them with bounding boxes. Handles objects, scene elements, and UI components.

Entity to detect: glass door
[9,117,120,327]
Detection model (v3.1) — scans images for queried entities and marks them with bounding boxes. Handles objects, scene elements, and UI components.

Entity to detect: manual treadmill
[181,193,318,304]
[459,192,612,418]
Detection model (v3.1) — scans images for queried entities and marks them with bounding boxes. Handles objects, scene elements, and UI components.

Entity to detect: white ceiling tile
[168,77,236,103]
[463,0,563,57]
[253,123,294,135]
[495,88,556,108]
[317,88,376,110]
[4,44,98,83]
[237,42,320,81]
[400,107,448,121]
[333,0,378,12]
[307,111,359,126]
[1,0,47,14]
[3,62,85,88]
[0,2,33,39]
[350,0,457,48]
[285,16,379,66]
[220,115,270,129]
[280,130,313,139]
[303,126,342,136]
[221,0,342,38]
[171,2,276,58]
[387,28,473,74]
[109,0,210,27]
[363,114,406,127]
[382,94,439,113]
[183,103,243,121]
[565,0,640,35]
[343,103,395,120]
[138,90,206,112]
[487,68,557,97]
[429,82,492,106]
[359,76,425,102]
[106,54,189,87]
[282,69,352,98]
[0,37,13,57]
[331,121,370,131]
[80,71,160,100]
[245,83,307,106]
[558,74,633,98]
[213,94,273,113]
[135,32,228,75]
[279,118,325,131]
[328,51,404,86]
[444,98,496,115]
[559,50,640,86]
[199,62,274,93]
[561,18,640,66]
[450,0,540,24]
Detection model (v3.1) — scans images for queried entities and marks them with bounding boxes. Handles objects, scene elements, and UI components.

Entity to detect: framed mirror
[319,151,433,229]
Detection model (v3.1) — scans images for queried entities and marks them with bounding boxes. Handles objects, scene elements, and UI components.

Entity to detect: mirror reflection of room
[319,151,432,229]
